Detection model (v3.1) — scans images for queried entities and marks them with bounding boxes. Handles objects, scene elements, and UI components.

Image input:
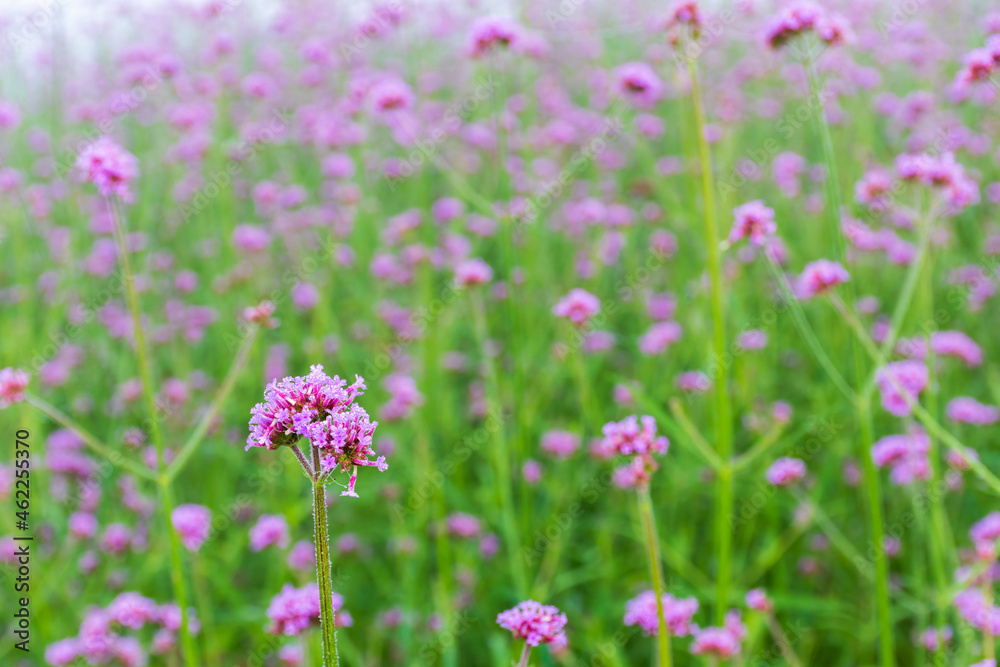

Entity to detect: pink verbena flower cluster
[946,397,1000,425]
[874,360,928,417]
[954,588,1000,636]
[729,200,777,247]
[45,593,198,666]
[75,136,140,201]
[598,415,669,489]
[762,1,852,49]
[895,151,979,211]
[614,62,665,109]
[552,288,600,325]
[467,16,523,57]
[266,583,352,636]
[0,367,30,408]
[170,504,211,552]
[496,600,568,648]
[871,431,931,486]
[954,35,1000,88]
[623,590,699,636]
[766,457,807,486]
[690,610,747,658]
[794,259,849,299]
[247,365,385,497]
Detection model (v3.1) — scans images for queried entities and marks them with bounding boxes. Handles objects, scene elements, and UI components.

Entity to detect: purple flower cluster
[766,457,807,486]
[729,200,777,247]
[45,593,198,666]
[170,504,211,552]
[75,137,140,201]
[623,590,699,636]
[496,600,568,648]
[763,1,852,49]
[0,367,29,408]
[598,415,669,490]
[266,583,351,636]
[247,365,385,497]
[875,360,928,417]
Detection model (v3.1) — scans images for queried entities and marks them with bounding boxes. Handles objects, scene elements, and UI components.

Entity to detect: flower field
[1,0,1000,665]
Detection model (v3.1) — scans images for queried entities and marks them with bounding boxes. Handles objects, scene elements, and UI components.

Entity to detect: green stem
[24,394,155,480]
[109,196,197,666]
[918,239,953,653]
[165,325,259,483]
[668,398,724,471]
[638,486,672,667]
[763,255,853,401]
[516,642,532,667]
[469,289,526,594]
[688,53,733,626]
[805,53,893,667]
[766,612,803,667]
[312,479,339,667]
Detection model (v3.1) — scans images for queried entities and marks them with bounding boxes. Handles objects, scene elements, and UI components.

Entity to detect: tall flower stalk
[687,51,733,625]
[600,415,673,665]
[247,366,388,667]
[75,136,201,666]
[803,51,893,667]
[638,486,672,666]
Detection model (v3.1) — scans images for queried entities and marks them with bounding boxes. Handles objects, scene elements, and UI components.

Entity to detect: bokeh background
[1,0,999,665]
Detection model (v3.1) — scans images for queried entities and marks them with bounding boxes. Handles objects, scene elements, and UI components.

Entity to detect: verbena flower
[247,365,386,497]
[266,583,351,636]
[600,415,670,490]
[766,458,807,486]
[875,360,928,417]
[75,136,139,201]
[0,367,30,408]
[624,590,698,636]
[552,288,600,325]
[496,600,568,648]
[171,504,212,552]
[729,200,777,246]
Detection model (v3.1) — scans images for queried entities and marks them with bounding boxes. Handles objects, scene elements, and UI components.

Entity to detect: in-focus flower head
[247,366,384,497]
[496,600,568,647]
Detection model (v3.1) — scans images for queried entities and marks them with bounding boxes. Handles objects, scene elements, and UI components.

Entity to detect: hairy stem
[312,478,339,667]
